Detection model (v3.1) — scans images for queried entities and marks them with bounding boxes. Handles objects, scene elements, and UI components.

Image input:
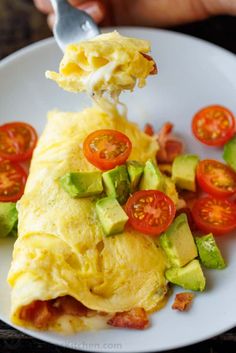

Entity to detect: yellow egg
[8,107,168,332]
[46,31,156,95]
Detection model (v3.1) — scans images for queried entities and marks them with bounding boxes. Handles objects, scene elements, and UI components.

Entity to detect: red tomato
[83,129,132,170]
[197,159,236,198]
[192,105,235,146]
[192,196,236,235]
[0,159,27,202]
[125,190,176,236]
[0,122,38,162]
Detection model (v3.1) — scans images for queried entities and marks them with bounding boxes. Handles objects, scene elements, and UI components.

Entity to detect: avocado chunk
[195,233,226,269]
[0,202,18,238]
[172,154,199,191]
[139,159,164,191]
[223,136,236,171]
[160,213,198,267]
[60,171,103,198]
[165,259,206,291]
[96,197,128,236]
[127,160,144,193]
[163,175,178,205]
[102,165,130,204]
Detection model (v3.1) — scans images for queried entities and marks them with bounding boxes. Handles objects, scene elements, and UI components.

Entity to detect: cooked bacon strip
[19,296,90,329]
[53,295,89,316]
[19,300,57,329]
[178,190,198,210]
[156,122,183,163]
[172,292,195,312]
[107,308,149,330]
[141,53,158,75]
[158,163,172,177]
[144,123,155,136]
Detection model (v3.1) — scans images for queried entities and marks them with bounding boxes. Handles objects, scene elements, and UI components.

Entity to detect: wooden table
[0,0,235,352]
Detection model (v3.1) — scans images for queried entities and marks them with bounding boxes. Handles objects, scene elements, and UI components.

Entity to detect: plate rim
[0,26,236,352]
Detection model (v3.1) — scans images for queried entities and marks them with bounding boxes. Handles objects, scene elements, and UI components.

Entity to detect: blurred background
[1,0,236,60]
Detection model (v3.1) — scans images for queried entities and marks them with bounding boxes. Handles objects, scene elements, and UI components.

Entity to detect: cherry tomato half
[192,105,235,146]
[192,196,236,235]
[0,159,27,202]
[0,122,38,162]
[83,129,132,170]
[197,159,236,198]
[125,190,176,236]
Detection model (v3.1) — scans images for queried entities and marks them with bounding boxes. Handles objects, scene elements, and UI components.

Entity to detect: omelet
[8,107,168,332]
[46,31,156,96]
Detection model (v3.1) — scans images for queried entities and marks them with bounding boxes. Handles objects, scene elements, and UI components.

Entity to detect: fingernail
[78,1,104,23]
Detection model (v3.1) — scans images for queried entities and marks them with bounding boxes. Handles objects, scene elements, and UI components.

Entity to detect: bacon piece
[107,308,149,330]
[144,123,155,136]
[178,190,198,210]
[158,163,172,177]
[19,296,90,329]
[52,296,89,316]
[156,122,183,163]
[140,53,158,75]
[172,292,195,312]
[20,301,56,329]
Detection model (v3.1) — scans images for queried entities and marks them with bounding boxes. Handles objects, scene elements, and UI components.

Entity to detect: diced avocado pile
[60,158,179,237]
[60,161,143,236]
[0,202,18,238]
[160,213,226,292]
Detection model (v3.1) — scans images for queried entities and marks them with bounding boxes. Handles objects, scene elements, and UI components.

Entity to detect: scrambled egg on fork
[46,31,157,96]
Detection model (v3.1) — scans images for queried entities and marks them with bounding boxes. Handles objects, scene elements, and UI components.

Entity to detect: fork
[50,0,100,52]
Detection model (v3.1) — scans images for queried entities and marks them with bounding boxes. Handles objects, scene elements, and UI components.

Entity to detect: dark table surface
[0,0,236,352]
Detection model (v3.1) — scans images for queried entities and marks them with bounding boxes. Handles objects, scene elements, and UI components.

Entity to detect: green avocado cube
[60,171,103,198]
[127,160,144,193]
[0,202,18,238]
[223,136,236,171]
[139,159,164,191]
[195,233,226,269]
[160,213,198,267]
[172,154,199,191]
[165,259,206,291]
[102,165,130,205]
[96,197,128,236]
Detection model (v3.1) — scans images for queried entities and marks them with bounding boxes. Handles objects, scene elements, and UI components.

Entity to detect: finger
[78,1,106,23]
[47,13,55,29]
[201,0,236,16]
[47,1,105,29]
[34,0,53,14]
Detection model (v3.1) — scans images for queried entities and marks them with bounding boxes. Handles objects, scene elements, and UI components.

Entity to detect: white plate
[0,27,236,352]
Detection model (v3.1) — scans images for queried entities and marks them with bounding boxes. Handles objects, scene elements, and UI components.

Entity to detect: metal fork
[50,0,100,52]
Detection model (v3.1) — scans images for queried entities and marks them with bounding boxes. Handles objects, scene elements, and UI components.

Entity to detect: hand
[34,0,236,28]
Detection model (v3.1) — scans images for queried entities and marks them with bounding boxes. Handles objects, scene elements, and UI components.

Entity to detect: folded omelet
[8,107,168,332]
[46,31,156,95]
[7,31,169,332]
